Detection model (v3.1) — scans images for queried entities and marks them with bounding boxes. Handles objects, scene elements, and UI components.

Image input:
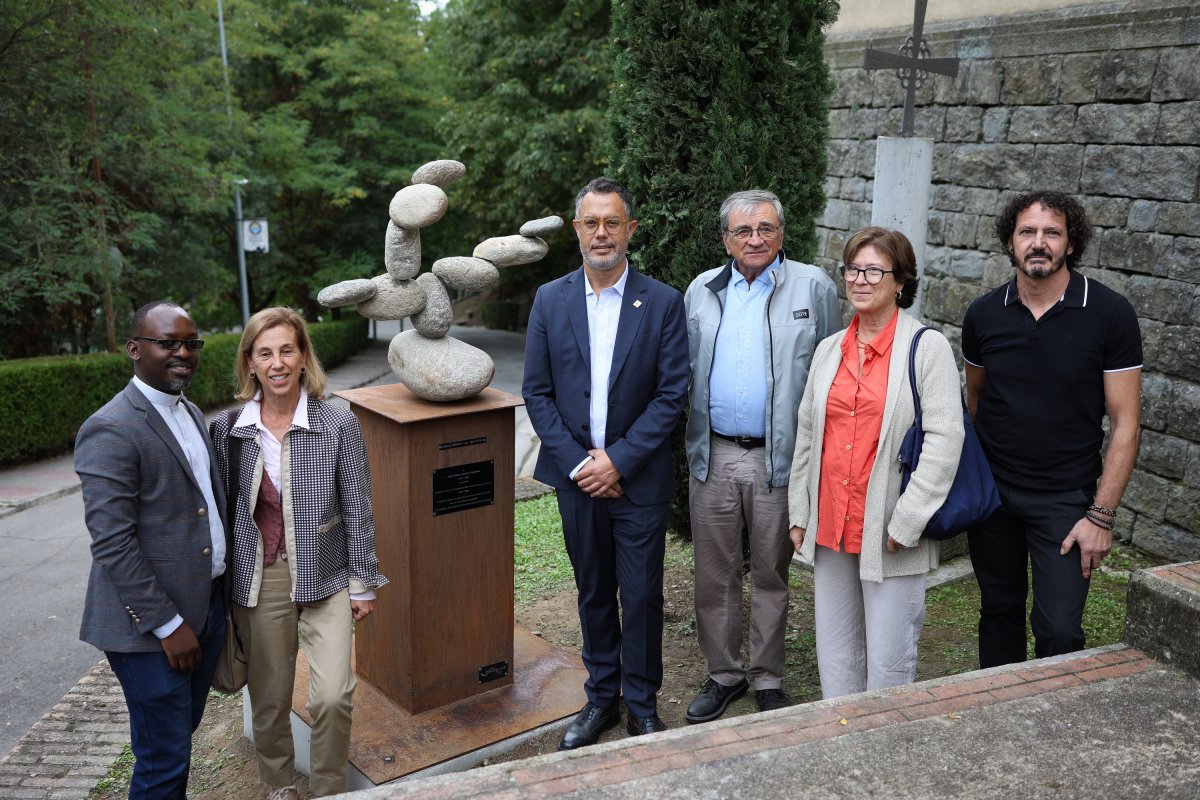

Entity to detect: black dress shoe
[685,678,749,723]
[558,702,620,750]
[755,688,792,712]
[626,713,668,736]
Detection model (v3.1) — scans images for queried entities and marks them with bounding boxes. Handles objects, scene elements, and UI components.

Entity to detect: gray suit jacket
[76,381,227,653]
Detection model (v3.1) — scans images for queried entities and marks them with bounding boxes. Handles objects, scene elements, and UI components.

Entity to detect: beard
[581,242,626,272]
[1012,247,1066,279]
[164,359,194,393]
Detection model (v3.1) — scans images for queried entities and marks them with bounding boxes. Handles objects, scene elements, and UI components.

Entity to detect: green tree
[429,0,612,297]
[607,0,838,290]
[223,0,445,318]
[606,0,839,536]
[0,0,237,357]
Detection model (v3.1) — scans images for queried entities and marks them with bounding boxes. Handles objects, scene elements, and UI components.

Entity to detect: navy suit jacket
[76,381,227,653]
[523,264,690,506]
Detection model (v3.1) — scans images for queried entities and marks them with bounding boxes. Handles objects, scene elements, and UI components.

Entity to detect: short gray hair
[719,190,785,233]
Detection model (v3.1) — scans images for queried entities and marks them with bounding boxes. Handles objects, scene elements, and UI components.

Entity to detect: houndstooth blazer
[209,396,387,606]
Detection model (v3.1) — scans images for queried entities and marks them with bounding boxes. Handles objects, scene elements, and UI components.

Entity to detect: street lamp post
[217,0,251,326]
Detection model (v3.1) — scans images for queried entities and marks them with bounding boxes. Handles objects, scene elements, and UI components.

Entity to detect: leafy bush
[0,317,368,466]
[480,300,520,331]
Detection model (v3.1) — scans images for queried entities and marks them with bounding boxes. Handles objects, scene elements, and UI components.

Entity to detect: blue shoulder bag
[897,327,1001,540]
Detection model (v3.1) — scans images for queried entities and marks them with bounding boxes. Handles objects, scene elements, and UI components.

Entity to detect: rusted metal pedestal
[275,384,585,784]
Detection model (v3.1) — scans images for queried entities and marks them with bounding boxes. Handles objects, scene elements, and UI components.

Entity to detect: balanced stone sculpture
[317,159,562,402]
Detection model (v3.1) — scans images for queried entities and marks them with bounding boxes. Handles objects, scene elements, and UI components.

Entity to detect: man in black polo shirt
[961,190,1142,668]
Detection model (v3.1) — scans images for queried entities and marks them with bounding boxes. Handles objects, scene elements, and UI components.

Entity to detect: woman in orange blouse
[787,228,964,698]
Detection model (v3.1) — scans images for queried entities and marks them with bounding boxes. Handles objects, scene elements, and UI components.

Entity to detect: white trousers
[813,546,926,699]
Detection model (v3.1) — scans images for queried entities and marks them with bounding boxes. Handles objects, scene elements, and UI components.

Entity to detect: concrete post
[871,136,933,319]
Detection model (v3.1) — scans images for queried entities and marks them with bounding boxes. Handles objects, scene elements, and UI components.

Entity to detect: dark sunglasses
[134,336,206,352]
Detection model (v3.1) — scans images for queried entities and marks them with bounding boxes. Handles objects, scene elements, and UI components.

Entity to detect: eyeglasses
[574,217,630,235]
[839,265,895,284]
[253,346,299,363]
[724,224,782,243]
[134,336,205,352]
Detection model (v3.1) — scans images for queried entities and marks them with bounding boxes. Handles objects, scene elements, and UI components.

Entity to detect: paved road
[0,492,99,756]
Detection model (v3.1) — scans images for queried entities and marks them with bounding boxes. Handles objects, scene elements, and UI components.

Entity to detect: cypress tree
[607,0,838,288]
[606,0,839,536]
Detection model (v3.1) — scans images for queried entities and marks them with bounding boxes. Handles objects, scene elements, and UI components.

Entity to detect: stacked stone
[317,159,563,402]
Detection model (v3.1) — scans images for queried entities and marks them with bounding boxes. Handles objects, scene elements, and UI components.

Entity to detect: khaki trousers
[234,560,355,797]
[689,436,793,689]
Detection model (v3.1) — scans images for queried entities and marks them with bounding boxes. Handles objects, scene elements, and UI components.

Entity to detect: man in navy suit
[524,177,690,749]
[76,301,228,799]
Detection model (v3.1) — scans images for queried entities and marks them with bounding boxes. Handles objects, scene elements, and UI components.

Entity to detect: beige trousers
[689,436,793,689]
[234,560,355,797]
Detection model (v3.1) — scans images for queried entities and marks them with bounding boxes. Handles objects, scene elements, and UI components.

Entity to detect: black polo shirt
[961,270,1142,492]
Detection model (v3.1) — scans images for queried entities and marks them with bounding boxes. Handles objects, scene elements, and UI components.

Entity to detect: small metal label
[438,436,487,451]
[479,661,509,683]
[432,460,495,516]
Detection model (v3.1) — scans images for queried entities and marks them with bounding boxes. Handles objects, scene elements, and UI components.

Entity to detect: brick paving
[348,644,1184,800]
[3,644,1193,799]
[0,661,127,800]
[1150,560,1200,592]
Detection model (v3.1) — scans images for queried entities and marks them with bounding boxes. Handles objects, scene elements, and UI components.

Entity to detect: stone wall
[816,0,1200,561]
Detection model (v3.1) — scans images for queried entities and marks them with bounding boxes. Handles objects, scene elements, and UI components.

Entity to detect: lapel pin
[633,300,642,308]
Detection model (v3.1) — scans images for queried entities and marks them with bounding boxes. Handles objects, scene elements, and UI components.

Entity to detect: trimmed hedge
[0,317,369,466]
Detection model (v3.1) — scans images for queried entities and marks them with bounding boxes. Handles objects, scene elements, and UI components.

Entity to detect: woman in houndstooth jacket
[210,307,387,800]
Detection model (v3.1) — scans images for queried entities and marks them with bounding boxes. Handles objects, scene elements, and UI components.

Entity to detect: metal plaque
[432,460,495,516]
[478,661,509,683]
[438,436,487,451]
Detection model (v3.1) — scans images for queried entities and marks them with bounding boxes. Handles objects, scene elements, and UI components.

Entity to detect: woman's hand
[886,535,909,552]
[788,526,806,554]
[350,599,376,622]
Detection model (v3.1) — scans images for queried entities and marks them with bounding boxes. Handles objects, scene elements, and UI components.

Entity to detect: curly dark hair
[842,227,919,309]
[994,190,1092,270]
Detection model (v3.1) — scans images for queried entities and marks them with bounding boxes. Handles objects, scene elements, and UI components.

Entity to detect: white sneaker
[267,787,299,800]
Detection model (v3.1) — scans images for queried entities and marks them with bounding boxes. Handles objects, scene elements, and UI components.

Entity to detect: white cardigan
[788,311,965,582]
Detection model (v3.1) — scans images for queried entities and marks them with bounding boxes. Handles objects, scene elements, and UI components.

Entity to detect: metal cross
[862,0,960,136]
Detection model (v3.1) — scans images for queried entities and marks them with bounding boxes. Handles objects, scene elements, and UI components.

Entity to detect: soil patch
[94,535,986,799]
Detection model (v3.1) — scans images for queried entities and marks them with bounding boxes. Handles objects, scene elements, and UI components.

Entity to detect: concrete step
[342,557,1200,800]
[1125,560,1200,679]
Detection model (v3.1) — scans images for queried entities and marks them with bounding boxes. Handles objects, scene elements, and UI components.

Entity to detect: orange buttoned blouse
[815,310,898,554]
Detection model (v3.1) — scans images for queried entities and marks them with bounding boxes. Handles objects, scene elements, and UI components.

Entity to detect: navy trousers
[968,482,1093,669]
[556,489,667,718]
[107,584,226,800]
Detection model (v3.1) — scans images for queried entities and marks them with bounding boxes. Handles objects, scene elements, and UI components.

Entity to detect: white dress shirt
[569,263,629,478]
[132,376,226,638]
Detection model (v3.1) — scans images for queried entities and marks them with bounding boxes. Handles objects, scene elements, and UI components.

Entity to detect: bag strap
[223,412,244,600]
[907,327,932,429]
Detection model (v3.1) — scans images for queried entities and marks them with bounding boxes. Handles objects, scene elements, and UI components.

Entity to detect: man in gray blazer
[76,300,228,799]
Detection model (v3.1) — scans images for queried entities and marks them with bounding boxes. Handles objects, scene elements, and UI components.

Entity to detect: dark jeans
[107,585,226,800]
[557,490,667,718]
[967,481,1092,669]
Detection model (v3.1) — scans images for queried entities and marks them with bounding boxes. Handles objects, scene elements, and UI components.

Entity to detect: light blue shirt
[709,257,780,438]
[132,376,226,638]
[569,263,629,478]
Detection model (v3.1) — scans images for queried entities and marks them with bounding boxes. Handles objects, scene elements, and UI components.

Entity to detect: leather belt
[713,431,766,449]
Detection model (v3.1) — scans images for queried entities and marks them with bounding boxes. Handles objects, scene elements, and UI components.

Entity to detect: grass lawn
[513,492,1168,700]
